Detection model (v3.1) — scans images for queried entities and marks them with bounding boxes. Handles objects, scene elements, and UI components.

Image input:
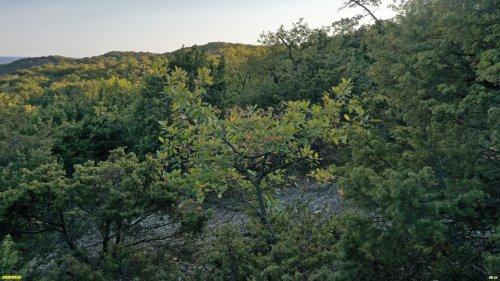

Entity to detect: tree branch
[346,0,380,24]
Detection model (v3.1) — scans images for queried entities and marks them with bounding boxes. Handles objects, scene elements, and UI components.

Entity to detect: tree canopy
[0,0,498,280]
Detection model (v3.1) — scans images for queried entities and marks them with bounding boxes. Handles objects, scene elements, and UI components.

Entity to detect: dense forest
[0,0,499,280]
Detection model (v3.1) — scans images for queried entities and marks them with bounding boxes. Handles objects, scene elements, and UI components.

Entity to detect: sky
[0,0,396,57]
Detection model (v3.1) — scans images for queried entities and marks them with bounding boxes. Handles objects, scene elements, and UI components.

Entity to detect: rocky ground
[206,182,343,228]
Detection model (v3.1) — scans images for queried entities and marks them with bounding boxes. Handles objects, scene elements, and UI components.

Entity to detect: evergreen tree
[335,0,500,279]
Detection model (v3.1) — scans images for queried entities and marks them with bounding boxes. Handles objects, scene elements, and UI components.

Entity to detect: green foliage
[203,206,341,281]
[69,148,181,253]
[334,0,500,279]
[129,72,171,155]
[41,256,106,281]
[0,93,53,171]
[159,69,361,243]
[169,45,228,108]
[0,235,20,274]
[0,161,71,250]
[0,148,195,280]
[0,2,498,279]
[485,224,500,275]
[39,246,186,281]
[248,18,373,107]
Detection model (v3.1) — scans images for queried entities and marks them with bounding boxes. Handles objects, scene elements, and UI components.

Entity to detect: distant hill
[0,42,258,75]
[169,42,259,57]
[0,56,74,75]
[0,57,24,64]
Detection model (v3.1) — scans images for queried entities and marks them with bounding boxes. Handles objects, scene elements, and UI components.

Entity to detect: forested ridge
[0,0,499,280]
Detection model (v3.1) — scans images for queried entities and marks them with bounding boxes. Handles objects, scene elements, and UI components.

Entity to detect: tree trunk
[59,212,77,251]
[253,181,276,244]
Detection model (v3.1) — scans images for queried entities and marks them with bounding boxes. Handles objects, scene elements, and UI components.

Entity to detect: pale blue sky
[0,0,395,57]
